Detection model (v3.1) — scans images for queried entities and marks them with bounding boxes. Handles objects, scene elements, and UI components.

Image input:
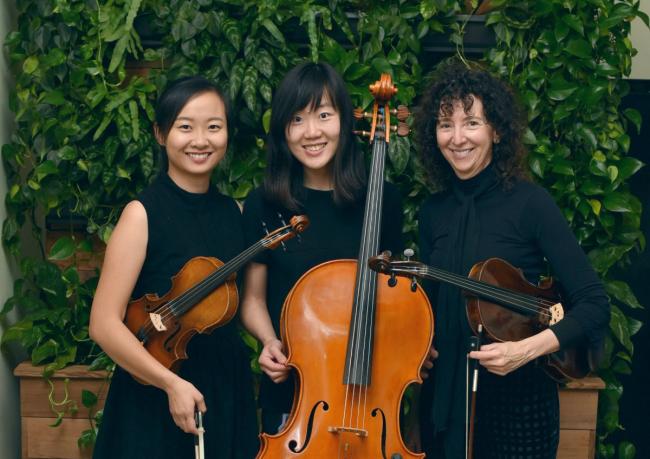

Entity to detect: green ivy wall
[1,1,647,457]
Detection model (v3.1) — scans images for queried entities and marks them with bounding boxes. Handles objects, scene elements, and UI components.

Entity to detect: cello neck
[344,104,392,386]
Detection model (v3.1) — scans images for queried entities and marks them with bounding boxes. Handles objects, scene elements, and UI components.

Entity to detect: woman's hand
[469,341,532,376]
[420,345,439,379]
[259,338,290,383]
[469,329,560,376]
[164,377,206,435]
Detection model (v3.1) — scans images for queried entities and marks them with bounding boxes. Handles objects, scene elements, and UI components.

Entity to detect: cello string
[359,133,386,430]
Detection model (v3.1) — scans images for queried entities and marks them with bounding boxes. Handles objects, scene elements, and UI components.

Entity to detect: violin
[124,215,309,384]
[368,251,591,382]
[257,75,433,458]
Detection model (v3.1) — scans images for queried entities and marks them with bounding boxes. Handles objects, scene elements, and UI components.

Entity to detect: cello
[257,75,434,458]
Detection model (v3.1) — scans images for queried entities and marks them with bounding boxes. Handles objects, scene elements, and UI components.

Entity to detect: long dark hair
[155,76,230,170]
[414,60,529,190]
[264,62,365,211]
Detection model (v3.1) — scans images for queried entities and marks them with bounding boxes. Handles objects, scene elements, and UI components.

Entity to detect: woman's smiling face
[435,95,498,180]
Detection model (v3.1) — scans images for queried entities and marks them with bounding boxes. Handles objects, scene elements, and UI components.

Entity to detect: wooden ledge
[14,362,110,379]
[562,376,605,390]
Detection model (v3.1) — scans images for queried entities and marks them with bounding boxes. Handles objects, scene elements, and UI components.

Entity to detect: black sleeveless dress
[93,173,259,459]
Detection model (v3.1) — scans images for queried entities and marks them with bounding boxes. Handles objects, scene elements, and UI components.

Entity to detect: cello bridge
[328,426,368,437]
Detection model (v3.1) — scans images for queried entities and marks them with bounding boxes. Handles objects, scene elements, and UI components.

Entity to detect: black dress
[417,165,609,459]
[241,184,404,424]
[94,173,258,459]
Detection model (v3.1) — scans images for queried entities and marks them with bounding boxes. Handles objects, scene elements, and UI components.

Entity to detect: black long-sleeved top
[242,184,404,412]
[419,171,609,351]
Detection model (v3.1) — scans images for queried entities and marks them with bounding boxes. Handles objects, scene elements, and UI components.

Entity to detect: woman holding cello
[240,62,405,435]
[89,76,258,458]
[413,60,610,458]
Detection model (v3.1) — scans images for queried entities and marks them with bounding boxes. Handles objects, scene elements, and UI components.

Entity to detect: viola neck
[344,126,387,386]
[417,265,538,317]
[170,239,269,317]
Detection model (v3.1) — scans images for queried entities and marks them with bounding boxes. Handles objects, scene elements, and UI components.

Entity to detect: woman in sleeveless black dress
[413,61,610,459]
[239,62,404,434]
[90,77,258,459]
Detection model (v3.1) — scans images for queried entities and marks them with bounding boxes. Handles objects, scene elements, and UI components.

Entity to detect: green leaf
[31,339,59,365]
[108,34,129,73]
[623,108,642,134]
[603,192,633,212]
[34,161,58,181]
[617,157,644,181]
[262,109,271,134]
[617,441,636,459]
[48,236,75,261]
[23,56,39,74]
[81,389,98,408]
[388,136,410,175]
[419,0,437,20]
[129,100,140,141]
[242,66,259,113]
[610,305,633,353]
[93,114,113,141]
[228,60,246,100]
[606,280,643,309]
[261,19,285,46]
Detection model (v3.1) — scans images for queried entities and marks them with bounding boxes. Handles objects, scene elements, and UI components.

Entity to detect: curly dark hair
[414,59,530,190]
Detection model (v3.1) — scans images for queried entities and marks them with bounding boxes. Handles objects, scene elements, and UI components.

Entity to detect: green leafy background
[1,1,646,457]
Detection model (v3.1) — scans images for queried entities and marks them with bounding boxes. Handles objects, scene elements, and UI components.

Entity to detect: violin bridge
[548,303,564,325]
[328,426,368,437]
[149,313,167,331]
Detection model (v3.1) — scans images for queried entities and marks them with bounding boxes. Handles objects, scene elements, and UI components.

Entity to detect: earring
[494,137,500,144]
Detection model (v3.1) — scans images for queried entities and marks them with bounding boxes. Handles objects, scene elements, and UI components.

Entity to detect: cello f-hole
[289,400,329,453]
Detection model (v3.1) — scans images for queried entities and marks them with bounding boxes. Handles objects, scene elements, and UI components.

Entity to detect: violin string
[139,229,290,340]
[424,266,557,315]
[424,264,559,309]
[419,267,556,318]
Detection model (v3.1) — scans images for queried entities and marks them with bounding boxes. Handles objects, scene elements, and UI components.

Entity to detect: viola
[124,215,309,384]
[368,251,591,382]
[257,75,433,458]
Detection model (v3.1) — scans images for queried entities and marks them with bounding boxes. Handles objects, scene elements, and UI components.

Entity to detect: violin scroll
[262,215,310,249]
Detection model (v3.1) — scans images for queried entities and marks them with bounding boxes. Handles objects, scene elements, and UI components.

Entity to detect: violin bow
[194,410,205,459]
[466,324,483,459]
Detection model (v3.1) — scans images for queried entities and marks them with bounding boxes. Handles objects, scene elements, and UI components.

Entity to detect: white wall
[631,0,650,79]
[0,1,20,458]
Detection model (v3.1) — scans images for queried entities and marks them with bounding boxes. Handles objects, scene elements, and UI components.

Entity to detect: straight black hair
[155,76,229,170]
[264,62,365,211]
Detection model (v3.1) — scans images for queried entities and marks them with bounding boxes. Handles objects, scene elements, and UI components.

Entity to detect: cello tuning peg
[397,105,410,120]
[397,122,409,136]
[261,221,270,235]
[353,129,371,138]
[410,277,418,292]
[403,248,414,261]
[388,273,397,288]
[353,108,373,120]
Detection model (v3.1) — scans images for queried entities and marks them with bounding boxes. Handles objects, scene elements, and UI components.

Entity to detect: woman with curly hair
[413,60,609,458]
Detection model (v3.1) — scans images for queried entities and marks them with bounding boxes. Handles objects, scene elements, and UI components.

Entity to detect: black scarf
[429,165,500,455]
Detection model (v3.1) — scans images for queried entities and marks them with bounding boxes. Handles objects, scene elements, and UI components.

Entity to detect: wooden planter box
[14,362,109,459]
[14,361,602,459]
[558,377,605,459]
